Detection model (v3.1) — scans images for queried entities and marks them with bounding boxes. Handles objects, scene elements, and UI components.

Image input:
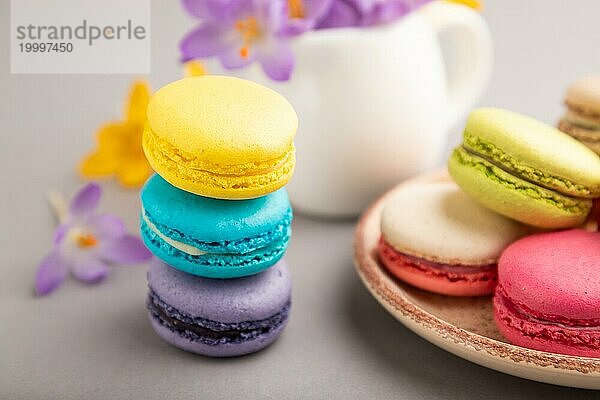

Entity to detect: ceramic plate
[353,170,600,389]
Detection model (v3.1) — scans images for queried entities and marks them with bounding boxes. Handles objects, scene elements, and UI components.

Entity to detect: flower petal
[126,81,151,125]
[257,38,294,81]
[116,157,153,188]
[182,0,208,17]
[219,44,256,69]
[79,124,126,178]
[362,0,409,26]
[184,60,208,77]
[98,234,152,265]
[254,0,286,33]
[304,0,334,19]
[79,151,119,177]
[71,256,109,284]
[85,214,126,240]
[315,0,360,28]
[35,251,68,296]
[180,24,234,61]
[351,0,373,14]
[97,123,128,153]
[183,0,231,20]
[280,20,310,36]
[69,183,101,220]
[53,224,70,245]
[283,0,333,35]
[224,0,256,22]
[447,0,481,10]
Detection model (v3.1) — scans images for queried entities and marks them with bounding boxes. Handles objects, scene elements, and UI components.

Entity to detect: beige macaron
[558,76,600,154]
[380,180,528,266]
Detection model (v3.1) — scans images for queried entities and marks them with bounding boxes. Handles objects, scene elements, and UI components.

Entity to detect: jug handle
[422,1,493,128]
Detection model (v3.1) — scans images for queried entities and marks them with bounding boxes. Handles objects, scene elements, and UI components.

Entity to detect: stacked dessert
[558,76,600,155]
[139,76,297,357]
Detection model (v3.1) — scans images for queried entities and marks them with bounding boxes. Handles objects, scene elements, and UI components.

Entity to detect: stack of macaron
[558,76,600,154]
[379,107,600,357]
[139,76,298,357]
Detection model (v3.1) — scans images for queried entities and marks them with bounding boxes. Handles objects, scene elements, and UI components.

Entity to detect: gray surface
[2,0,600,398]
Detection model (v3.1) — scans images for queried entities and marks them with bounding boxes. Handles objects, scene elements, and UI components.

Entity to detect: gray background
[2,0,600,398]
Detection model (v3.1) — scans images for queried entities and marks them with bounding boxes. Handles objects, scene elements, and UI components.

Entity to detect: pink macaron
[494,229,600,357]
[379,180,526,296]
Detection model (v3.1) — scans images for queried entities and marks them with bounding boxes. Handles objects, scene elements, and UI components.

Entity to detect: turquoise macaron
[140,174,292,279]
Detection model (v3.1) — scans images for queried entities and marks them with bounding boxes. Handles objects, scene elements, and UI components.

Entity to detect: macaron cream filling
[564,110,600,131]
[143,125,295,189]
[565,101,600,124]
[495,298,600,353]
[148,289,290,346]
[141,207,292,257]
[462,130,597,198]
[496,286,600,329]
[451,147,590,214]
[559,121,600,144]
[141,210,206,256]
[379,238,497,283]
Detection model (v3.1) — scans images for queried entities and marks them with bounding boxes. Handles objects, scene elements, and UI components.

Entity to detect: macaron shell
[464,108,600,197]
[558,119,600,155]
[561,109,600,130]
[142,75,297,199]
[379,239,497,296]
[143,127,295,199]
[149,315,287,357]
[380,180,526,265]
[449,147,591,228]
[498,229,600,320]
[141,220,289,278]
[565,76,600,114]
[146,76,297,165]
[494,293,600,358]
[147,259,291,323]
[141,174,292,243]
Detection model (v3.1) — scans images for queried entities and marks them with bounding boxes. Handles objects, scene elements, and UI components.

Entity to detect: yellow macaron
[143,76,297,199]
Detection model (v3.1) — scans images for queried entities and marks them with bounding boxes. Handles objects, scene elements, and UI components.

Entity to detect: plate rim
[353,169,600,389]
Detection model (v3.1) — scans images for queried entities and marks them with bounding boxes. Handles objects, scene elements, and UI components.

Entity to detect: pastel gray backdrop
[2,0,600,399]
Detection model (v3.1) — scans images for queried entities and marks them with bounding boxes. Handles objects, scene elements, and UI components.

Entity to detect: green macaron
[448,108,600,229]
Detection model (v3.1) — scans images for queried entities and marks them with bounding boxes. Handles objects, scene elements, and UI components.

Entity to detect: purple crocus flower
[317,0,431,28]
[35,183,151,296]
[283,0,334,34]
[314,0,359,28]
[179,0,431,80]
[181,0,299,81]
[360,0,431,25]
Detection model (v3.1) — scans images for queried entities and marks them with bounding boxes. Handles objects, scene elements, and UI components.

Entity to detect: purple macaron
[147,258,291,357]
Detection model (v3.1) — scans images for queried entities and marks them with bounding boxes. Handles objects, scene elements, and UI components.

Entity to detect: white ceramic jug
[237,1,493,217]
